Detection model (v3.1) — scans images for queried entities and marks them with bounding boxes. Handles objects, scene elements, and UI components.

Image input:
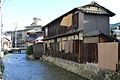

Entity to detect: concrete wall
[42,55,120,80]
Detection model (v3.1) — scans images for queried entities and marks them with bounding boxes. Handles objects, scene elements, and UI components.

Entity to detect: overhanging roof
[83,30,119,42]
[83,30,104,37]
[42,8,78,28]
[25,25,42,29]
[42,30,83,41]
[79,2,115,17]
[42,2,115,28]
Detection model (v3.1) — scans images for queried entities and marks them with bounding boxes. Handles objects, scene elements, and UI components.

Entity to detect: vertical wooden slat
[83,43,98,63]
[98,42,118,71]
[78,40,80,62]
[33,43,43,58]
[80,41,84,63]
[95,44,98,63]
[118,45,120,63]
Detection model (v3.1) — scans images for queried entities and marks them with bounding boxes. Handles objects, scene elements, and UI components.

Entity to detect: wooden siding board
[79,41,84,63]
[73,13,79,29]
[78,12,84,30]
[84,14,109,34]
[110,43,118,70]
[98,43,104,69]
[84,43,98,63]
[119,45,120,63]
[100,35,108,42]
[84,37,99,43]
[33,43,43,58]
[73,40,80,62]
[98,42,118,71]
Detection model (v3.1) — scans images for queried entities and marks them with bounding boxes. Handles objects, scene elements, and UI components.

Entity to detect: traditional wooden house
[42,2,116,63]
[26,25,43,44]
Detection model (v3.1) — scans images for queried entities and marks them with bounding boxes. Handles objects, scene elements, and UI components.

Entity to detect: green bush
[1,64,4,73]
[26,45,33,55]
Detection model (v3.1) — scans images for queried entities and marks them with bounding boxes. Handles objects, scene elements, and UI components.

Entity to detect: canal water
[2,54,87,80]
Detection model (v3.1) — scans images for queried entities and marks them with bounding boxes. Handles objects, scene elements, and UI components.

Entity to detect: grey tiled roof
[83,30,103,37]
[77,2,115,17]
[78,8,108,15]
[83,30,119,42]
[43,2,115,28]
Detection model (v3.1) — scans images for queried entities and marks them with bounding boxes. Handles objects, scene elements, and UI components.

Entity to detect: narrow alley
[2,53,86,80]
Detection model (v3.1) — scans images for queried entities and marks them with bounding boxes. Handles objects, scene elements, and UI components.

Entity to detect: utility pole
[12,23,17,48]
[14,22,17,48]
[0,0,2,55]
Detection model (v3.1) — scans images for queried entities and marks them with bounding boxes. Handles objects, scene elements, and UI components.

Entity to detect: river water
[2,54,87,80]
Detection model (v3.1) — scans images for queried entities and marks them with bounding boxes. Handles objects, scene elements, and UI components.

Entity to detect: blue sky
[2,0,120,31]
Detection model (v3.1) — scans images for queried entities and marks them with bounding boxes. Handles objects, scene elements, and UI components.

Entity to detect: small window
[73,13,79,29]
[97,7,99,10]
[89,6,90,9]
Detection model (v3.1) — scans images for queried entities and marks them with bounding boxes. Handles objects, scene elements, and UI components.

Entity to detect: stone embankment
[0,59,4,80]
[42,55,120,80]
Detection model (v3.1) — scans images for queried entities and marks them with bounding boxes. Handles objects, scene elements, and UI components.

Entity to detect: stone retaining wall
[42,55,120,80]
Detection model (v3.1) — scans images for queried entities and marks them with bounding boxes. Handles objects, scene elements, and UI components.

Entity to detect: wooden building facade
[42,2,116,63]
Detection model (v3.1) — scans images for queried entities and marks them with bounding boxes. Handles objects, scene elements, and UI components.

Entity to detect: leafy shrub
[1,64,4,73]
[26,45,33,55]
